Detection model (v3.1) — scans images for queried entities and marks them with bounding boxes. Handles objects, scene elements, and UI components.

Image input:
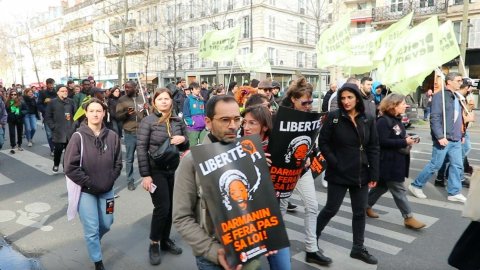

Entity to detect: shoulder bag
[66,132,83,221]
[150,120,180,170]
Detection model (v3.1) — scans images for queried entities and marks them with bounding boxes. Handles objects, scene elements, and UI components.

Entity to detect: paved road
[0,121,476,270]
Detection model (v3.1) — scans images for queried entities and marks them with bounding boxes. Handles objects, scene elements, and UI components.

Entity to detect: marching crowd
[0,72,477,270]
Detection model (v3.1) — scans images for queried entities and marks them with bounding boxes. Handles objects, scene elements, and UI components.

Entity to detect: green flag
[236,47,272,73]
[316,13,351,69]
[198,26,241,62]
[438,20,461,65]
[381,16,440,87]
[342,30,383,75]
[372,12,413,65]
[385,70,432,96]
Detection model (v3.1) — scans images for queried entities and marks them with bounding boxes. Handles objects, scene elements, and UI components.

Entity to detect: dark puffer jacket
[137,110,189,177]
[319,83,380,187]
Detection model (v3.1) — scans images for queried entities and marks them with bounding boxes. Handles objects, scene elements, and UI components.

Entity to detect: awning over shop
[351,18,373,23]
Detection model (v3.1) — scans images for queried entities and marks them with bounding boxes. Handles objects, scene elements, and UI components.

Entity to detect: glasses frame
[212,116,243,127]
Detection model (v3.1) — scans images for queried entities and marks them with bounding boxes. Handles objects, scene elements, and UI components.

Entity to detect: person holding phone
[137,88,189,265]
[366,94,426,229]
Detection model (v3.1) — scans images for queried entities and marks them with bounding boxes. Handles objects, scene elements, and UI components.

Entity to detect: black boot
[350,247,378,265]
[94,260,105,270]
[160,239,183,255]
[149,242,161,265]
[305,251,332,266]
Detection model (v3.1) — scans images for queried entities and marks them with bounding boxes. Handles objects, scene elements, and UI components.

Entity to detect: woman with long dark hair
[23,88,40,147]
[6,90,27,154]
[64,98,123,270]
[366,94,425,229]
[317,83,380,265]
[137,88,189,265]
[108,87,121,136]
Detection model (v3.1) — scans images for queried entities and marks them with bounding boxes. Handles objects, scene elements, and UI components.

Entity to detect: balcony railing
[104,42,145,56]
[66,54,94,65]
[64,35,93,47]
[372,1,446,22]
[351,9,373,19]
[64,1,94,15]
[109,20,136,33]
[64,16,92,29]
[50,60,61,69]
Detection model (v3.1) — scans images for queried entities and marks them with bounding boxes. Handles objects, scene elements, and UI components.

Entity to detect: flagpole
[435,67,446,138]
[136,72,150,116]
[226,62,234,94]
[459,55,467,77]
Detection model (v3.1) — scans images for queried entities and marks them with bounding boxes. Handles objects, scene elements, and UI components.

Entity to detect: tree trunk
[173,49,177,82]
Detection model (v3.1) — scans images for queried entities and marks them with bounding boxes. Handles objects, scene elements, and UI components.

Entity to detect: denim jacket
[430,90,464,141]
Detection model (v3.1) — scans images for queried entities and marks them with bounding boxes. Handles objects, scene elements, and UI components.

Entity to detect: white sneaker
[322,179,328,188]
[27,141,33,147]
[447,194,467,203]
[408,185,427,199]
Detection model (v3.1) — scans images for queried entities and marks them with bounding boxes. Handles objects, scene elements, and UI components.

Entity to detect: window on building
[390,0,404,12]
[189,0,194,17]
[178,54,183,69]
[297,52,305,67]
[269,0,275,5]
[420,0,434,7]
[267,47,276,65]
[189,27,194,46]
[167,6,172,21]
[268,16,275,38]
[357,2,367,10]
[154,54,159,70]
[228,19,234,28]
[243,0,250,7]
[243,16,250,38]
[168,56,172,69]
[299,0,305,13]
[241,47,250,55]
[228,0,234,10]
[312,53,317,68]
[328,13,332,22]
[189,53,194,68]
[329,0,333,3]
[297,22,305,43]
[152,6,157,21]
[178,29,184,47]
[201,24,207,36]
[371,1,376,8]
[138,10,142,25]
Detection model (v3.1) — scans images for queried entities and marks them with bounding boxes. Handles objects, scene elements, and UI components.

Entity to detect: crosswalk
[0,144,463,270]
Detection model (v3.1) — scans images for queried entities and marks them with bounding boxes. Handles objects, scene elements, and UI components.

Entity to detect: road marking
[288,205,416,243]
[284,214,402,255]
[0,149,56,176]
[291,192,438,228]
[0,173,15,186]
[381,192,465,211]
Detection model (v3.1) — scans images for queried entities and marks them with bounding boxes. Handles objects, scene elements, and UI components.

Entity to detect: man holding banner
[173,96,283,270]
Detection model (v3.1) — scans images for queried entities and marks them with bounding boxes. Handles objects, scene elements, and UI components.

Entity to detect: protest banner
[316,12,351,69]
[267,107,325,198]
[190,135,289,267]
[438,20,461,65]
[342,30,383,75]
[236,47,272,74]
[372,12,413,67]
[198,26,241,62]
[381,16,440,87]
[384,70,432,95]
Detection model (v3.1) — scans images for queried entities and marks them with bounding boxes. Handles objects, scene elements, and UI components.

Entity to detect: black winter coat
[23,95,40,118]
[319,104,379,186]
[6,100,28,123]
[376,115,410,183]
[108,96,119,121]
[322,90,334,112]
[137,110,189,177]
[37,89,57,117]
[45,98,77,143]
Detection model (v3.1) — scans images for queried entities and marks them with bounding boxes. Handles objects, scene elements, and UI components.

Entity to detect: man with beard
[74,79,92,108]
[116,80,149,191]
[37,78,57,156]
[321,82,337,112]
[67,80,75,98]
[360,77,376,118]
[173,95,277,270]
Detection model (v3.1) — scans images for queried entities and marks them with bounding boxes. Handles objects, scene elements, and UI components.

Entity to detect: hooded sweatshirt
[371,81,383,104]
[64,122,123,195]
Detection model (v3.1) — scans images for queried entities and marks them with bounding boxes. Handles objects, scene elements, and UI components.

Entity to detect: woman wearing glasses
[241,104,291,270]
[279,77,332,266]
[6,90,27,154]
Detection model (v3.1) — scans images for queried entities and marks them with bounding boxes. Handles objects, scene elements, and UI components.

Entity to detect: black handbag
[149,121,180,170]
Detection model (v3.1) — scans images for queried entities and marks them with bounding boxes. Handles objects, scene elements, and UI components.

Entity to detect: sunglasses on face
[296,99,313,106]
[263,88,273,92]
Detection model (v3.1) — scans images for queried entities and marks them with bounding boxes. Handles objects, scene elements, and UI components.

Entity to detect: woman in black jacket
[137,88,189,265]
[108,87,121,136]
[317,83,380,265]
[366,94,425,229]
[6,90,28,154]
[64,98,123,270]
[23,88,40,147]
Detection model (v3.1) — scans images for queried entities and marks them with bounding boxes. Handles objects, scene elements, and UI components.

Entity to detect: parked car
[312,91,327,112]
[404,95,419,128]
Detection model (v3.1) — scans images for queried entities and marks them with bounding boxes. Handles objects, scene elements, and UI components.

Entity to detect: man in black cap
[258,79,279,112]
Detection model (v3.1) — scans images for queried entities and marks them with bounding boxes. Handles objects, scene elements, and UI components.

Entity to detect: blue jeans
[412,140,463,196]
[423,107,431,120]
[78,189,114,263]
[267,247,291,270]
[44,122,54,151]
[124,131,137,183]
[438,132,471,181]
[0,127,4,149]
[195,256,263,270]
[24,114,37,142]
